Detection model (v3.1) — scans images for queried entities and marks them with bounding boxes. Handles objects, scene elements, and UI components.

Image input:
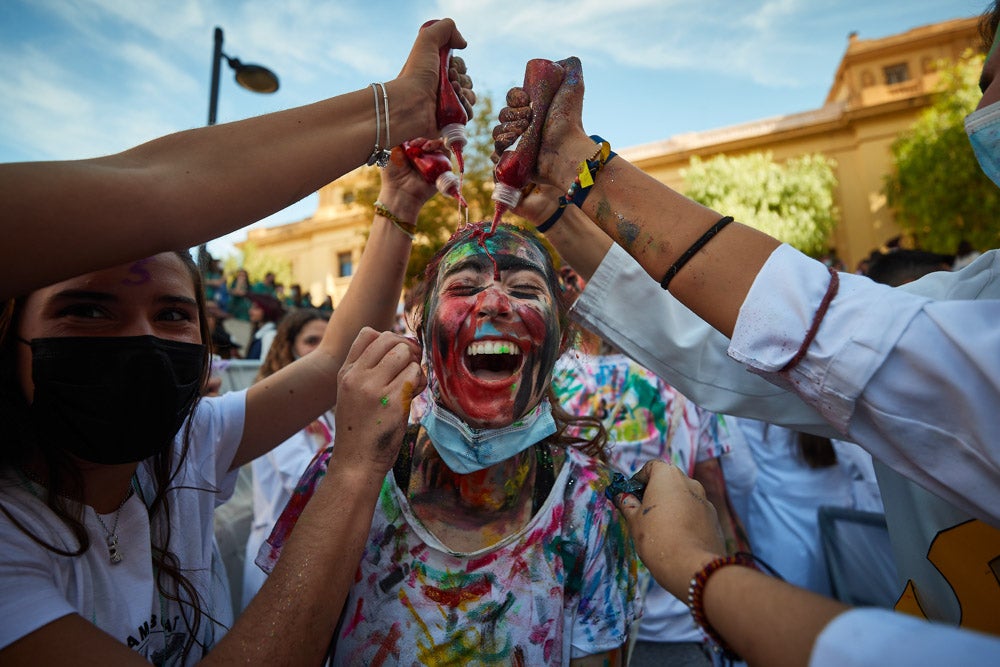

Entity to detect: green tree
[682,152,839,256]
[221,242,293,289]
[354,93,501,288]
[884,51,1000,253]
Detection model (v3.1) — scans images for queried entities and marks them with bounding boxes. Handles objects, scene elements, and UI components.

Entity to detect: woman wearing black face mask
[0,140,472,664]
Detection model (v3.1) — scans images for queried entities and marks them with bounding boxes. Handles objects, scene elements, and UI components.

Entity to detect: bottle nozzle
[440,123,467,152]
[491,182,522,209]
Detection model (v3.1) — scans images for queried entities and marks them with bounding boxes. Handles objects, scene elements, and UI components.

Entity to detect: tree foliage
[221,242,293,287]
[884,51,1000,253]
[682,152,839,256]
[354,94,501,288]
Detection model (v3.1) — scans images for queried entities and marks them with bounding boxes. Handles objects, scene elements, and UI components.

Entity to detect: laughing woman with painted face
[260,222,639,666]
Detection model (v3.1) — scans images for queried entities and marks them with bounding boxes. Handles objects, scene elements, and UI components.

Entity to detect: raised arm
[0,19,473,300]
[235,139,452,466]
[496,57,777,339]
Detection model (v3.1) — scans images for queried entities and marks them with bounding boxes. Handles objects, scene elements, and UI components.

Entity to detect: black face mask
[24,335,206,465]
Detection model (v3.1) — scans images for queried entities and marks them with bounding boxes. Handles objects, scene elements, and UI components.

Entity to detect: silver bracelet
[366,82,391,168]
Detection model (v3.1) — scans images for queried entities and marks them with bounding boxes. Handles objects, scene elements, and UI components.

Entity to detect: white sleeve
[571,243,840,437]
[572,245,1000,439]
[810,608,1000,667]
[731,245,1000,527]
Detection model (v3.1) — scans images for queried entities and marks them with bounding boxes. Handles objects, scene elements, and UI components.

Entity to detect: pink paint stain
[343,597,366,636]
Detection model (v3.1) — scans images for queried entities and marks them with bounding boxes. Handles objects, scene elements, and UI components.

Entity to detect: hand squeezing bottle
[402,139,468,208]
[490,59,565,234]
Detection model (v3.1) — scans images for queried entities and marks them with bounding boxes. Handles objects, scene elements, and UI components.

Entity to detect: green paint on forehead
[440,234,549,278]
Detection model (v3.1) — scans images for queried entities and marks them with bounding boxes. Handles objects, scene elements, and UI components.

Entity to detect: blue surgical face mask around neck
[966,99,1000,187]
[419,399,557,474]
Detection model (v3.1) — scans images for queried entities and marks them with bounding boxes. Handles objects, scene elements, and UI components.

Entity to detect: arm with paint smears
[493,57,778,339]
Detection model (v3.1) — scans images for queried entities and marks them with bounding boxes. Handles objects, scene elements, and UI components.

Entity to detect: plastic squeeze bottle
[402,139,468,208]
[436,46,469,174]
[490,59,565,234]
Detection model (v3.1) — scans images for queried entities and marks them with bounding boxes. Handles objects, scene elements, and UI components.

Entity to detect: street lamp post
[199,27,280,272]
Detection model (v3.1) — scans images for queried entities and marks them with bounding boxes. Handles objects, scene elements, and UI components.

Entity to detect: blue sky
[0,0,986,259]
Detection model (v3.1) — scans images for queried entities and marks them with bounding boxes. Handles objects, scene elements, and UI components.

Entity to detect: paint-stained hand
[331,328,426,475]
[448,55,476,119]
[380,137,449,219]
[492,57,591,188]
[614,459,726,598]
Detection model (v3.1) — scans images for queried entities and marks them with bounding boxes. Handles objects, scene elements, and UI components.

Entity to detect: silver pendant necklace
[94,483,135,565]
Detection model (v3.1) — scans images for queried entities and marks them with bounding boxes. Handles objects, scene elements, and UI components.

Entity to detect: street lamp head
[226,56,279,94]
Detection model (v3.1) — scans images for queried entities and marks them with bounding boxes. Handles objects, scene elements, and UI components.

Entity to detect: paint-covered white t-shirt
[330,444,639,666]
[552,351,731,644]
[0,390,244,663]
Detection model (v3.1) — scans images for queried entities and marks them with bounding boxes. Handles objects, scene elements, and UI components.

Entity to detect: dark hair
[980,1,1000,52]
[864,249,953,287]
[255,308,329,381]
[411,221,607,461]
[0,250,216,659]
[796,431,838,469]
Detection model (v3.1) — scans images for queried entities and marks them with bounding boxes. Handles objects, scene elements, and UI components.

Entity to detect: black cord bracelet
[659,216,735,290]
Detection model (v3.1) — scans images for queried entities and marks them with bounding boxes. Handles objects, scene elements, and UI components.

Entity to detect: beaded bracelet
[373,200,415,239]
[536,135,617,233]
[687,552,757,661]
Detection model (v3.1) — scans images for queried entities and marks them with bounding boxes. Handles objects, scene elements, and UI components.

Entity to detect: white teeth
[466,341,521,356]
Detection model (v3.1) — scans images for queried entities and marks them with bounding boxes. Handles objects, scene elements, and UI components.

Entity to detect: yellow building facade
[243,16,979,304]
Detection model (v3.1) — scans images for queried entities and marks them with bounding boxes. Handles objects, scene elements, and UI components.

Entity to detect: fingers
[507,88,530,107]
[418,18,467,50]
[498,106,531,123]
[448,55,475,118]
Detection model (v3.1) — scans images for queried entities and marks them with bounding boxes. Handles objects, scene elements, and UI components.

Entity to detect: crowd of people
[200,261,337,361]
[2,5,1000,667]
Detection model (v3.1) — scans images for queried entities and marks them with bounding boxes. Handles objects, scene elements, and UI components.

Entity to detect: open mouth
[464,339,523,381]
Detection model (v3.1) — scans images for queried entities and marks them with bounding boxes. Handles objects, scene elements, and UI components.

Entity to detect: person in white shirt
[0,18,473,665]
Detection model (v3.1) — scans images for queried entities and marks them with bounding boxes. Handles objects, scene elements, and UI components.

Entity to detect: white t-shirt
[330,445,639,666]
[0,390,244,663]
[729,244,1000,527]
[552,351,729,643]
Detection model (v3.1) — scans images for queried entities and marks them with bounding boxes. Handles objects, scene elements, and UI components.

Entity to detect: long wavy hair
[255,308,329,382]
[409,221,608,462]
[0,250,216,659]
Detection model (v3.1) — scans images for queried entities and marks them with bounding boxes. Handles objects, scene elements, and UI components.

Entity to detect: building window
[884,63,910,85]
[338,252,353,277]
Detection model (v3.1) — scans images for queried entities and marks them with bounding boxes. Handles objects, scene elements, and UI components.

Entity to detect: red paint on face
[426,238,560,429]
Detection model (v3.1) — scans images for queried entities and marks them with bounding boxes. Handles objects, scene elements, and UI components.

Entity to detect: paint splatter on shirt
[330,444,638,665]
[552,351,733,644]
[552,352,728,476]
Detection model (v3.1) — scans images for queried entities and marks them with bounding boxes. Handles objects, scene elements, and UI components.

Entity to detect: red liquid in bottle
[437,47,469,174]
[402,139,468,208]
[489,59,565,236]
